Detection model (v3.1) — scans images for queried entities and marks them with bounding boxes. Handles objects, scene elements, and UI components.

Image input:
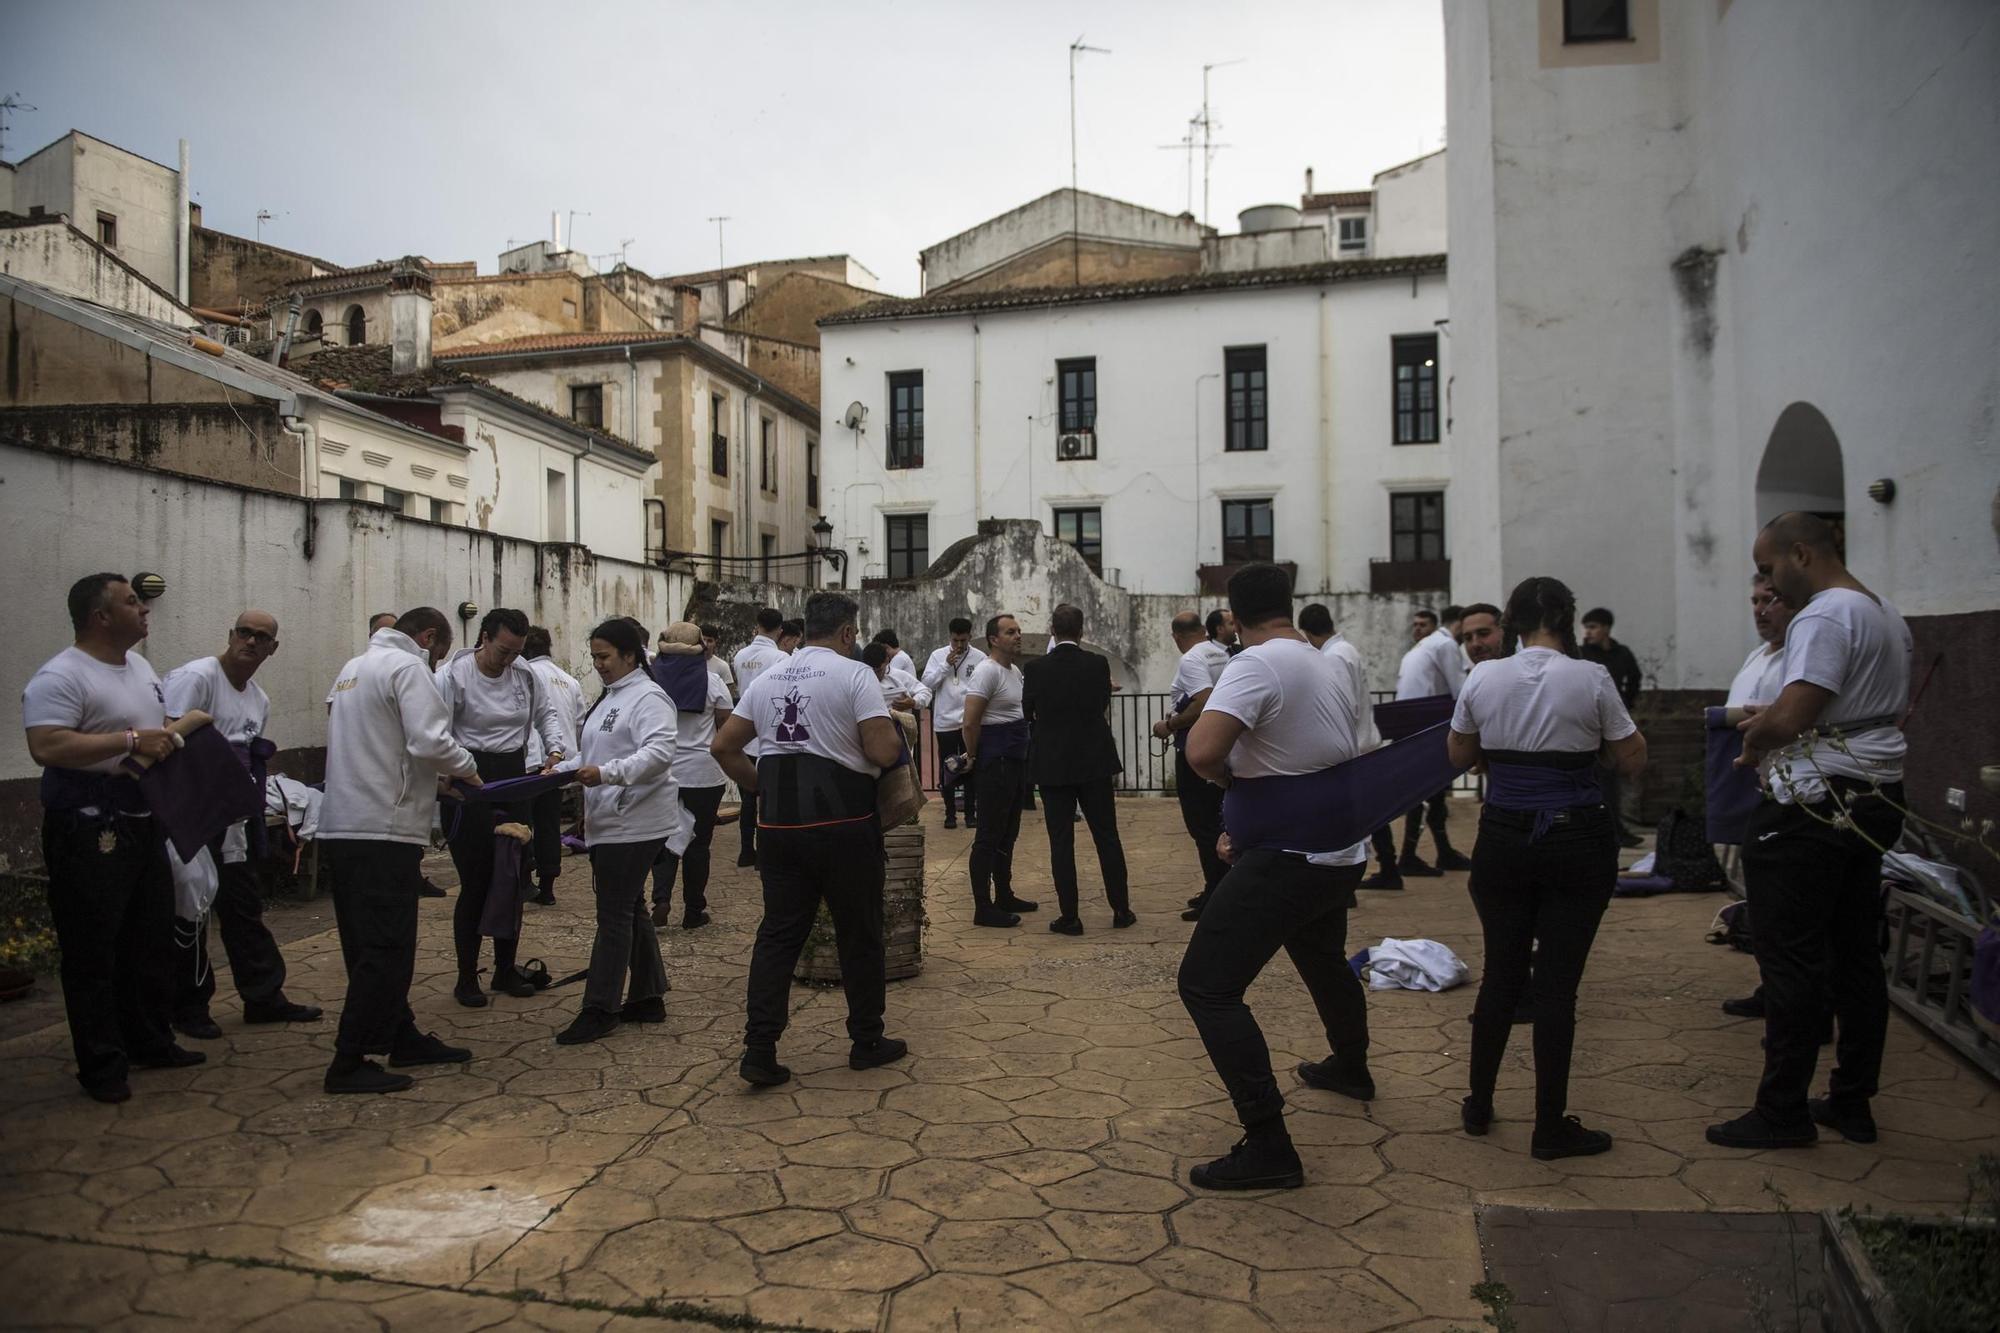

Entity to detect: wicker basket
[795,825,926,984]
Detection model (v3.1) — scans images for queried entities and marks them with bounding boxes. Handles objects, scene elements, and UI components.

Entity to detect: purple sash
[1170,692,1191,753]
[127,726,264,862]
[1374,694,1454,741]
[1222,722,1465,855]
[979,719,1030,762]
[481,834,532,939]
[1704,707,1763,845]
[650,654,711,712]
[452,770,578,803]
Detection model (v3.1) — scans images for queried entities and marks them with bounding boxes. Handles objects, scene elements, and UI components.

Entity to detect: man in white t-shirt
[23,573,197,1102]
[162,610,323,1040]
[1179,563,1373,1192]
[921,617,988,829]
[1383,607,1472,881]
[701,624,736,698]
[1709,512,1912,1153]
[959,614,1040,928]
[1152,611,1233,920]
[730,607,790,868]
[870,628,916,681]
[714,593,908,1087]
[522,626,587,905]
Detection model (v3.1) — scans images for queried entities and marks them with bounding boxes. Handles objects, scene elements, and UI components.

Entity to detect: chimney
[552,210,562,252]
[672,283,700,334]
[1305,165,1314,197]
[389,257,434,374]
[176,139,191,305]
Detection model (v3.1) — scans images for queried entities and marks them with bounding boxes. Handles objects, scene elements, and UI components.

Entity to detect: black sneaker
[454,980,488,1008]
[850,1037,909,1070]
[133,1045,206,1070]
[389,1031,472,1067]
[1187,895,1205,909]
[1398,856,1443,878]
[418,877,448,899]
[490,970,537,998]
[995,895,1039,913]
[619,996,666,1023]
[1296,1057,1376,1102]
[1705,1109,1816,1150]
[324,1059,414,1095]
[556,1008,620,1046]
[964,814,978,828]
[1048,915,1083,936]
[1435,849,1474,872]
[682,911,711,930]
[1359,871,1405,892]
[86,1080,133,1104]
[1809,1096,1878,1145]
[739,1049,792,1086]
[1112,910,1137,929]
[1461,1097,1493,1137]
[1533,1115,1614,1160]
[1721,994,1767,1019]
[1188,1133,1305,1191]
[973,909,1022,929]
[1181,906,1203,922]
[243,1000,323,1024]
[530,887,556,906]
[943,816,958,830]
[172,1014,223,1041]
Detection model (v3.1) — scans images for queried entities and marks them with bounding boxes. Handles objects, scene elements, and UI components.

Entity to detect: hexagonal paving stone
[924,1217,1070,1274]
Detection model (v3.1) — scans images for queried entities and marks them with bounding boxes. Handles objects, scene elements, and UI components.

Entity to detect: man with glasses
[161,612,323,1038]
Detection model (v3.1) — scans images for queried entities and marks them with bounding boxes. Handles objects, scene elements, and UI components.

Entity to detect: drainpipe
[1317,287,1334,593]
[971,321,983,520]
[281,413,319,555]
[175,140,191,305]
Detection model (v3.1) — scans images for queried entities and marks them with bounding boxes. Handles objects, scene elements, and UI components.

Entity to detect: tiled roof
[1302,190,1374,210]
[820,254,1446,326]
[435,330,686,359]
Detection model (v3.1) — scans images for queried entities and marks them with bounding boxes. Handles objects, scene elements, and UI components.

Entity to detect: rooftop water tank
[1238,203,1303,235]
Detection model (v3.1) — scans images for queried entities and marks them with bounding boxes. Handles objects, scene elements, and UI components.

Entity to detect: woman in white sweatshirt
[558,618,688,1045]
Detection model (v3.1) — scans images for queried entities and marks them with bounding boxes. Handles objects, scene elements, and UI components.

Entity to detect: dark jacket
[1580,639,1643,709]
[1021,643,1124,785]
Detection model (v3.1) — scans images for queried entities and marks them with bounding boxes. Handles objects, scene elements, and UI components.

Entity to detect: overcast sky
[3,0,1444,294]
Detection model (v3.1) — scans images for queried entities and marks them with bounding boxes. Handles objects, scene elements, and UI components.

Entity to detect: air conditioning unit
[1057,431,1095,460]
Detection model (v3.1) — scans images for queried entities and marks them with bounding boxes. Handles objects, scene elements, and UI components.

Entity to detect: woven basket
[795,825,925,984]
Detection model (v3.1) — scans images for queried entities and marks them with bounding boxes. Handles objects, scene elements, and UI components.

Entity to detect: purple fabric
[1222,722,1465,855]
[979,719,1031,762]
[453,770,578,804]
[128,725,264,863]
[1487,763,1603,842]
[650,654,712,712]
[1705,707,1763,845]
[1170,692,1191,753]
[1612,874,1680,898]
[1972,924,2000,1027]
[480,834,531,940]
[1374,694,1454,741]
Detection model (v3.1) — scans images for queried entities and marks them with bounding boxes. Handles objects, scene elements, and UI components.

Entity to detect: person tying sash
[1447,576,1646,1160]
[649,622,733,931]
[959,614,1038,928]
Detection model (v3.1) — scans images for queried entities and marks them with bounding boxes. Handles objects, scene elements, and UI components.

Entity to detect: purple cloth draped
[1222,722,1465,855]
[650,654,712,712]
[480,834,531,939]
[127,725,264,863]
[452,770,578,804]
[1973,925,2000,1027]
[978,719,1031,762]
[1374,694,1455,741]
[1486,762,1602,842]
[1171,692,1191,753]
[1705,707,1763,845]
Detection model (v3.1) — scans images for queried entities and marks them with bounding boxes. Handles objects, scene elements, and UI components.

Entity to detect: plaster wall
[0,222,188,322]
[1204,228,1329,274]
[189,227,329,312]
[66,136,182,295]
[922,192,1208,293]
[1372,150,1449,259]
[435,396,649,562]
[433,272,586,349]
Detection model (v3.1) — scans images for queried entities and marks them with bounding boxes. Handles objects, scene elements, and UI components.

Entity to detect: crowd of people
[22,509,1909,1187]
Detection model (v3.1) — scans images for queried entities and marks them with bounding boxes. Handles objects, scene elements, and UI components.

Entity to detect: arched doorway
[304,309,324,340]
[344,304,367,346]
[1757,402,1845,555]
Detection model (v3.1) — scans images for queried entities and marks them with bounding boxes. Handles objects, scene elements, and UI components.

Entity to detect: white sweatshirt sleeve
[397,660,477,778]
[528,668,569,761]
[920,649,949,696]
[601,690,677,788]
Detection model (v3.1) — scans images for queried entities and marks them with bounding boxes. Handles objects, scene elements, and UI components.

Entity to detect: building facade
[2,130,186,298]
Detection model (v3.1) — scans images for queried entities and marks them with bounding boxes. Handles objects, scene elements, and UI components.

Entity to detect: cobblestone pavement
[2,798,1994,1330]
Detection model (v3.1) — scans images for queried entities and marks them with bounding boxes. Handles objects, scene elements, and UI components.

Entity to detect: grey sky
[3,0,1444,294]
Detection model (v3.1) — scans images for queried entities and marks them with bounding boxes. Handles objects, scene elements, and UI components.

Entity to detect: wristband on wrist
[124,729,138,756]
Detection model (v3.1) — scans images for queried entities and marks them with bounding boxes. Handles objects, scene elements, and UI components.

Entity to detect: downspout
[742,384,755,560]
[1317,287,1334,594]
[281,412,318,557]
[971,320,983,519]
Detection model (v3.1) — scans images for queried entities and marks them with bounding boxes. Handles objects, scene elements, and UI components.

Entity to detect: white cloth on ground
[1364,937,1468,992]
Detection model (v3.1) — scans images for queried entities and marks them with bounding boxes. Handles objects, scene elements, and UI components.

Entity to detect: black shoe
[1619,832,1646,849]
[1461,1097,1493,1137]
[1398,855,1443,878]
[682,910,711,930]
[419,877,448,899]
[1721,994,1767,1019]
[736,850,758,868]
[530,888,556,906]
[850,1037,909,1070]
[1189,1132,1305,1191]
[389,1030,472,1067]
[1181,907,1203,922]
[943,817,958,830]
[620,996,666,1023]
[1296,1057,1376,1102]
[490,969,537,998]
[964,814,978,828]
[1048,915,1083,936]
[324,1059,413,1095]
[86,1081,132,1104]
[1435,849,1474,872]
[1359,871,1405,891]
[739,1049,792,1086]
[1533,1115,1614,1160]
[995,895,1039,913]
[1705,1109,1816,1150]
[133,1045,206,1070]
[519,959,554,990]
[974,909,1022,929]
[454,980,489,1009]
[1187,895,1205,909]
[1809,1096,1878,1145]
[1111,910,1137,929]
[171,1014,223,1041]
[243,1000,323,1024]
[556,1008,620,1046]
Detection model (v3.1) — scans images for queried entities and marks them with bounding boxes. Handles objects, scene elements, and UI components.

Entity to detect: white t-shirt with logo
[1171,640,1229,703]
[162,655,270,746]
[1451,648,1637,752]
[671,671,734,790]
[963,659,1025,725]
[732,635,789,758]
[1203,636,1367,867]
[1766,587,1911,805]
[732,645,892,778]
[22,646,168,774]
[920,643,989,731]
[1725,645,1786,709]
[525,656,587,768]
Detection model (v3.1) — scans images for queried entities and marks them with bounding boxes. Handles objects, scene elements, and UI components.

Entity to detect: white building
[818,256,1449,595]
[1444,0,1999,692]
[2,130,189,300]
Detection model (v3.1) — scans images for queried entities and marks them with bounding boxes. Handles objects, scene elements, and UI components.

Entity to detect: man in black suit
[1022,604,1135,935]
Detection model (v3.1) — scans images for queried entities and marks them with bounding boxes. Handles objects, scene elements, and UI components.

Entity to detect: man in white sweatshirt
[320,607,481,1094]
[729,607,789,868]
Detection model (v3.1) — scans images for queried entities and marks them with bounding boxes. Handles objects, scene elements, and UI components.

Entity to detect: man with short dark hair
[368,612,396,634]
[871,628,915,679]
[1024,604,1133,935]
[24,574,200,1102]
[778,619,804,653]
[1457,603,1503,664]
[1580,606,1645,847]
[521,626,586,906]
[714,592,909,1086]
[1154,612,1231,919]
[731,609,788,867]
[1206,608,1240,654]
[921,616,987,829]
[700,624,736,699]
[1372,608,1471,885]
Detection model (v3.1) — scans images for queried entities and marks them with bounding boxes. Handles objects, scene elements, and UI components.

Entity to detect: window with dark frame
[1563,0,1631,43]
[760,417,777,494]
[430,497,449,523]
[381,487,407,514]
[1057,357,1097,433]
[760,533,777,581]
[710,519,729,577]
[710,392,728,475]
[570,384,603,429]
[887,371,924,469]
[885,513,929,579]
[96,212,118,248]
[336,477,358,502]
[1337,215,1368,253]
[1224,347,1268,452]
[1220,498,1274,564]
[1052,507,1103,575]
[806,437,820,509]
[1390,491,1446,563]
[1392,334,1440,444]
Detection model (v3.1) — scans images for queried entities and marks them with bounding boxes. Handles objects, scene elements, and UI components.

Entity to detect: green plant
[1845,1154,2000,1333]
[1469,1280,1517,1333]
[0,872,59,975]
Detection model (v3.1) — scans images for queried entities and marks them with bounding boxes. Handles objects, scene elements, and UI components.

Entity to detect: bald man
[162,611,322,1038]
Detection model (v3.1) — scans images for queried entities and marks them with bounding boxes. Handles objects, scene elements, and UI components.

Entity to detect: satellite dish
[843,401,867,430]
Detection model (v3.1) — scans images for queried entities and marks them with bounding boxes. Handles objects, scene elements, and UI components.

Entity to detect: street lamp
[810,516,846,589]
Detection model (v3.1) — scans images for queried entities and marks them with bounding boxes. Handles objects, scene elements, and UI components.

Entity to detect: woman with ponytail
[1445,576,1647,1159]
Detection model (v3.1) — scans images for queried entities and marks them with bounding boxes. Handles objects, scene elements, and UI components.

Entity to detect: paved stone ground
[2,798,1995,1330]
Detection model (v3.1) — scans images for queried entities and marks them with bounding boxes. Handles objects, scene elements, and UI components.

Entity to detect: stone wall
[931,237,1202,296]
[730,272,876,345]
[0,405,301,493]
[189,227,328,313]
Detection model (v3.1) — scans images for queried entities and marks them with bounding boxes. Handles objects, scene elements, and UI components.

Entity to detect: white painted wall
[1372,150,1448,259]
[0,220,188,323]
[433,395,649,562]
[920,190,1208,292]
[820,272,1449,595]
[309,400,471,519]
[68,135,182,296]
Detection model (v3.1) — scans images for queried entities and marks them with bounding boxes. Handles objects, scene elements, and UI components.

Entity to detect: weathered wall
[189,227,329,313]
[432,272,585,349]
[922,190,1208,293]
[66,135,182,296]
[0,442,696,867]
[0,222,189,323]
[1901,611,2000,837]
[1371,150,1449,259]
[729,272,876,346]
[731,333,819,414]
[3,294,240,406]
[434,393,650,562]
[930,238,1203,297]
[581,276,653,334]
[1204,228,1329,274]
[1,405,300,492]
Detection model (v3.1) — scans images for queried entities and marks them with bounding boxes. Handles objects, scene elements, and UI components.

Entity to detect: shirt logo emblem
[772,688,811,742]
[600,708,621,732]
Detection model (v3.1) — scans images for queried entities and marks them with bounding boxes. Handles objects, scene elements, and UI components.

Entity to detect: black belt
[1481,803,1607,831]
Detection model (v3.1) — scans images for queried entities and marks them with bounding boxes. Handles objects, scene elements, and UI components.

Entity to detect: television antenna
[1196,59,1244,228]
[0,94,36,157]
[1159,114,1229,216]
[1068,36,1111,284]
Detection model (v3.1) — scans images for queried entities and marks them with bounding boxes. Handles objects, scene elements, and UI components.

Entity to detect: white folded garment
[1365,937,1469,992]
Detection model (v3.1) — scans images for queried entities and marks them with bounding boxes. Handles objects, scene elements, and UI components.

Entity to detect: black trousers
[1041,777,1130,917]
[1402,788,1452,853]
[42,810,176,1093]
[528,785,564,887]
[585,840,669,1014]
[935,730,976,820]
[969,754,1026,910]
[1370,825,1397,870]
[1178,850,1368,1128]
[325,838,424,1059]
[447,749,528,981]
[174,852,288,1021]
[1743,783,1903,1124]
[653,783,725,915]
[1466,805,1616,1127]
[1174,749,1228,901]
[743,819,886,1050]
[738,785,761,860]
[1600,766,1631,842]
